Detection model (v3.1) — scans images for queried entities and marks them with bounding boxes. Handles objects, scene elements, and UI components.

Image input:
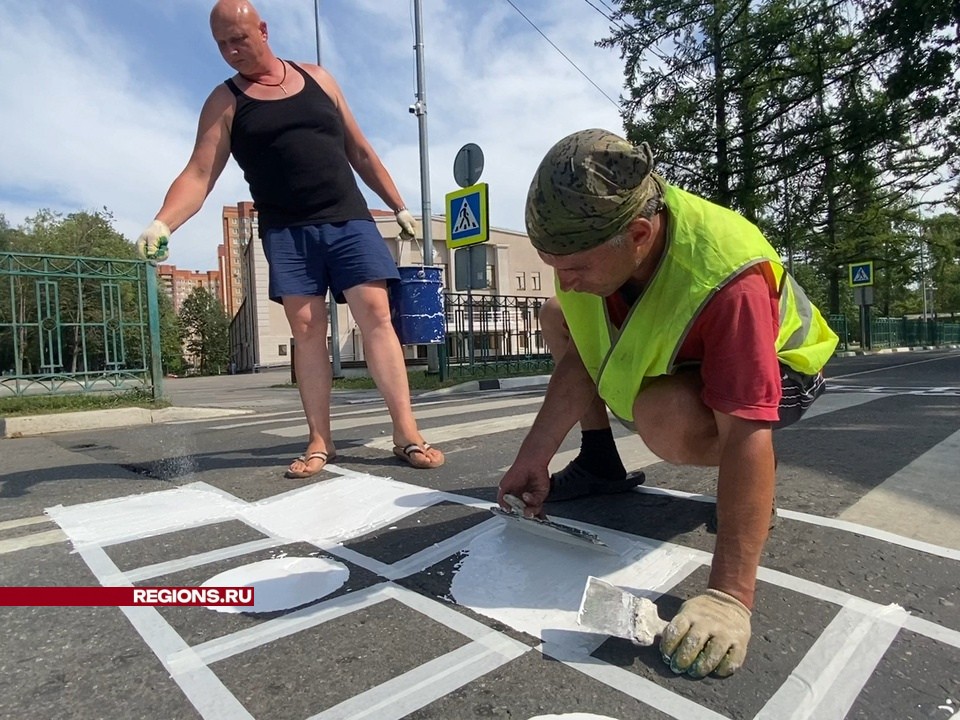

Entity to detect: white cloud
[0,0,627,271]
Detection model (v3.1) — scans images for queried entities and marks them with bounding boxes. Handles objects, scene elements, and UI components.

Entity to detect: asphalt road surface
[1,350,958,720]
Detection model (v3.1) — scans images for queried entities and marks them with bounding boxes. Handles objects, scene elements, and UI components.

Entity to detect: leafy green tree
[179,287,229,375]
[157,289,185,375]
[605,0,957,316]
[924,212,960,315]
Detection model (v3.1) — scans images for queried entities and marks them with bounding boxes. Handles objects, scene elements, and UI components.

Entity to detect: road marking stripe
[0,515,51,531]
[309,633,528,720]
[77,544,254,720]
[831,354,958,378]
[365,413,539,450]
[756,601,907,720]
[0,528,67,554]
[543,640,729,720]
[262,396,546,438]
[124,538,286,583]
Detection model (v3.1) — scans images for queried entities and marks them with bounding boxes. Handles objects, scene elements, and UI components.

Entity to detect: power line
[581,0,628,32]
[502,0,622,111]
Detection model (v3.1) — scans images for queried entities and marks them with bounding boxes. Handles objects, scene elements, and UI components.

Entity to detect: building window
[486,264,496,290]
[531,272,541,291]
[278,344,287,356]
[516,273,526,291]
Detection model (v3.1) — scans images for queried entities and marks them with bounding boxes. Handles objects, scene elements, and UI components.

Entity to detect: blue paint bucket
[390,266,445,345]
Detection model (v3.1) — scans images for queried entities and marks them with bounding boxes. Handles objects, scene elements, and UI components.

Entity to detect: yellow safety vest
[557,183,839,422]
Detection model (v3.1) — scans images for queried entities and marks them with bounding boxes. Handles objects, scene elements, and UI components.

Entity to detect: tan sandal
[284,450,336,479]
[392,443,444,469]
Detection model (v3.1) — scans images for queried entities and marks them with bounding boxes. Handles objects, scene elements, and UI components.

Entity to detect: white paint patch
[529,715,620,720]
[46,487,245,547]
[203,556,348,614]
[240,473,441,545]
[450,520,701,651]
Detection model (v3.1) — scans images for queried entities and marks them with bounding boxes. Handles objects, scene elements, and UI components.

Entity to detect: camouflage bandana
[525,128,662,255]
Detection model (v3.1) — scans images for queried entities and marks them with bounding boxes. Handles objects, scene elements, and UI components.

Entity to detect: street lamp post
[312,1,343,377]
[410,0,439,373]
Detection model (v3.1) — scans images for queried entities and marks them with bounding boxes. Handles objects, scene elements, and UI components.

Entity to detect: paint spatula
[490,494,613,552]
[576,576,668,645]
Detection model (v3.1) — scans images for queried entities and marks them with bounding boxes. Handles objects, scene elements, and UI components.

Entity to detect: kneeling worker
[498,129,838,678]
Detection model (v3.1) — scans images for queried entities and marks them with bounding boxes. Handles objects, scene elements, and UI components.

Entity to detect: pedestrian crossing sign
[445,183,489,249]
[849,261,874,287]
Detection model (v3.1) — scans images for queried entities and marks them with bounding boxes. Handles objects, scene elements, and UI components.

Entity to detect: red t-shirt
[605,265,781,421]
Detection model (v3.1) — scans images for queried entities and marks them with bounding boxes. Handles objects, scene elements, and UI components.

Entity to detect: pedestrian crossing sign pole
[849,261,874,287]
[848,260,875,350]
[445,183,489,249]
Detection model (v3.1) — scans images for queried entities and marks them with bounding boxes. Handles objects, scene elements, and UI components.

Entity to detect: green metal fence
[0,252,163,398]
[438,300,957,378]
[440,292,554,379]
[871,317,960,349]
[827,312,960,351]
[827,315,849,352]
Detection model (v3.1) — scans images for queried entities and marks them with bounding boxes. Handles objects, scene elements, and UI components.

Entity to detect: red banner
[0,586,254,607]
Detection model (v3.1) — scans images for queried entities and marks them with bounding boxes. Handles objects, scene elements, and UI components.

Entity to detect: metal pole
[313,0,342,377]
[313,0,322,64]
[920,235,928,322]
[412,0,439,373]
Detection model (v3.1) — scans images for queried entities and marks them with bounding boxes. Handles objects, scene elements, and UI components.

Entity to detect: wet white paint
[46,487,245,547]
[529,715,620,720]
[203,556,348,614]
[450,519,702,651]
[240,473,441,544]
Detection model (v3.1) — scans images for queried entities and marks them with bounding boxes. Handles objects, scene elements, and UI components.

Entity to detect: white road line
[543,640,729,720]
[0,515,51,532]
[77,544,254,720]
[366,413,539,450]
[832,354,958,378]
[124,538,286,583]
[175,584,392,668]
[636,486,960,561]
[840,427,960,551]
[755,600,907,720]
[309,633,528,720]
[233,395,546,436]
[0,528,66,554]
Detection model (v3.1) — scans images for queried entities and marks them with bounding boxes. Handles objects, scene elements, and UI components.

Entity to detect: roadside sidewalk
[0,369,552,439]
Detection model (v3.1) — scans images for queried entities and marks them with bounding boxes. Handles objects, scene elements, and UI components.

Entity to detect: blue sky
[0,0,627,272]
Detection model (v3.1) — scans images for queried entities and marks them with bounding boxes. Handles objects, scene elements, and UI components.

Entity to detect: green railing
[828,312,960,351]
[440,292,554,379]
[827,315,849,352]
[0,252,163,398]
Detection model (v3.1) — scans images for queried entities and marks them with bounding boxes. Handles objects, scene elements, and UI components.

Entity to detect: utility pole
[313,0,342,377]
[410,0,439,373]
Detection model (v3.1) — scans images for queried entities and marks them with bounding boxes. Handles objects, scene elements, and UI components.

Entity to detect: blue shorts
[261,220,400,304]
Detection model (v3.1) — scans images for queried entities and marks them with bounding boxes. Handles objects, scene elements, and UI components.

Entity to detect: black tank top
[225,61,371,231]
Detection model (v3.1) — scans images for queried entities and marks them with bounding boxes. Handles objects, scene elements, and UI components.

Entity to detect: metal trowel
[490,494,613,552]
[576,576,668,646]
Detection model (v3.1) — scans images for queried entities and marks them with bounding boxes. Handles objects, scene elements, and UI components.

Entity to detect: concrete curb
[420,374,551,398]
[0,406,252,439]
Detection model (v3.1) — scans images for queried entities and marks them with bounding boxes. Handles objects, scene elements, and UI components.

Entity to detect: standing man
[499,129,838,678]
[138,0,443,477]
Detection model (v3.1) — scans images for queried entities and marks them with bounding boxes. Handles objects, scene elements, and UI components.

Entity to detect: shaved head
[210,0,261,29]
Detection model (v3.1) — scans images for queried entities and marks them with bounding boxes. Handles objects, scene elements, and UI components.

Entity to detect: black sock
[571,428,627,480]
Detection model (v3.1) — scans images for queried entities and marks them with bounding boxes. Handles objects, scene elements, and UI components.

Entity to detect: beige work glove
[660,589,751,678]
[396,208,416,240]
[136,220,171,262]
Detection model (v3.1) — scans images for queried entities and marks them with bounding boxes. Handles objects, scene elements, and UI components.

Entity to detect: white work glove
[660,589,751,678]
[136,220,171,262]
[396,208,417,240]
